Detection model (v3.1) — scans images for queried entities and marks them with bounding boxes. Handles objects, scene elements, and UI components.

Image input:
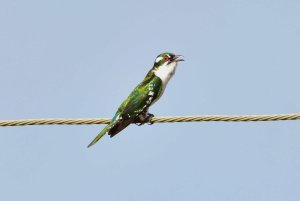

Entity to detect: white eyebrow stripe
[155,56,163,63]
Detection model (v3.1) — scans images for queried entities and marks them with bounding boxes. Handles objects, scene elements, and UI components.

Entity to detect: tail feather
[87,113,132,148]
[87,124,111,148]
[108,119,131,138]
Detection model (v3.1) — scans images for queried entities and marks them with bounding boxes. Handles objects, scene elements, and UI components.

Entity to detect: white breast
[153,62,178,104]
[154,62,177,89]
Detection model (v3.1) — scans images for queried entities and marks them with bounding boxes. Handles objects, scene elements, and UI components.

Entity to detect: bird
[87,52,184,148]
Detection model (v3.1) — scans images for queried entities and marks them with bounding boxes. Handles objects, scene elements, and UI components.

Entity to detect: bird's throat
[154,62,177,88]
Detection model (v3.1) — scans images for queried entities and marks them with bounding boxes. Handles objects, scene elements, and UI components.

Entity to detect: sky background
[0,0,300,200]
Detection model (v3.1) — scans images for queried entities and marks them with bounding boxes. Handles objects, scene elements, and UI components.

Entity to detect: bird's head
[153,52,184,69]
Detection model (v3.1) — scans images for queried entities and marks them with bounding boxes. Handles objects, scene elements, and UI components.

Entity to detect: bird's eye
[163,56,169,61]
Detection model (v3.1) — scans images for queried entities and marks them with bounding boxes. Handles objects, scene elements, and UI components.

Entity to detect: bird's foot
[146,113,154,125]
[134,113,154,126]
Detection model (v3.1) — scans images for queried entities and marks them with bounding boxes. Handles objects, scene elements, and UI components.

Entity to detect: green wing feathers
[87,72,163,148]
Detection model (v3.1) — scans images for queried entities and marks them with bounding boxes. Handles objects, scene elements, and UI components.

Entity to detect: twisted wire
[0,113,300,127]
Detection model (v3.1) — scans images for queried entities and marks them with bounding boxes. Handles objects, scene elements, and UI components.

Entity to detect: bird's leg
[134,112,154,126]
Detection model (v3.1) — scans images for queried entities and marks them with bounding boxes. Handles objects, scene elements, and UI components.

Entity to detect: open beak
[172,55,184,62]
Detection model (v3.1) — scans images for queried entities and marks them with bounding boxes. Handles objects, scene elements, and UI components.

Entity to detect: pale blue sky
[0,0,300,200]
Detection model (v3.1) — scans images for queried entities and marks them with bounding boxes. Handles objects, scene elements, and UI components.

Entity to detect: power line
[1,113,300,127]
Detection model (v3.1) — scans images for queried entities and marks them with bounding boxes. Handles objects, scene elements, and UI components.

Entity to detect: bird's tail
[87,124,111,148]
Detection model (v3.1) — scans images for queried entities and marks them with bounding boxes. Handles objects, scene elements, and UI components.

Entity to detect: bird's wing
[87,74,163,147]
[120,76,162,118]
[107,76,163,137]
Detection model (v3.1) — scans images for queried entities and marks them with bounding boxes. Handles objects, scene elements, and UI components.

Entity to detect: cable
[1,113,300,127]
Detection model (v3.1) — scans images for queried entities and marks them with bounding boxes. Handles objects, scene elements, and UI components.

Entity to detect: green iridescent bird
[87,52,184,148]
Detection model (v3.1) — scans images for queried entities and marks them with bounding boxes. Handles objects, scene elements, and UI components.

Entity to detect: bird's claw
[134,113,154,126]
[147,113,154,125]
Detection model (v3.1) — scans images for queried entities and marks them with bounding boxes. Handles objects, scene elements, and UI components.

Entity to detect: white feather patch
[154,62,177,88]
[155,56,163,63]
[152,61,178,104]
